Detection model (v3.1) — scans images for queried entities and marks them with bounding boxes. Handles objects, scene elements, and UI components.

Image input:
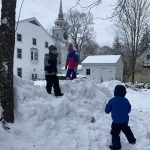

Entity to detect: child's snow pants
[110,122,136,149]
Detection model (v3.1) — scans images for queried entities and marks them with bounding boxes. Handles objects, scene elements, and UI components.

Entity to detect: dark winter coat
[44,52,57,75]
[105,85,131,123]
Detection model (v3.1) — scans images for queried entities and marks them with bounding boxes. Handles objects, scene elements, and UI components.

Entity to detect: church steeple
[58,0,63,19]
[52,0,68,42]
[52,0,68,68]
[54,0,65,29]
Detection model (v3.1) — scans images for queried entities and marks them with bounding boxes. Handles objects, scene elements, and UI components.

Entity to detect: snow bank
[0,76,150,150]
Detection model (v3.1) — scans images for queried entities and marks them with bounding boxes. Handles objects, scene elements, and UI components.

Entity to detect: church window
[17,48,22,59]
[31,51,33,60]
[17,68,22,78]
[30,48,38,61]
[32,38,37,45]
[45,42,48,48]
[32,73,37,80]
[17,34,22,42]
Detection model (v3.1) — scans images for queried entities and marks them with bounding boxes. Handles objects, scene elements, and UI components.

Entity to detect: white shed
[81,55,124,83]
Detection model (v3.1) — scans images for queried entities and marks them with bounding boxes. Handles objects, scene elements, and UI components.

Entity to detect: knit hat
[114,85,126,97]
[48,45,57,52]
[68,43,73,51]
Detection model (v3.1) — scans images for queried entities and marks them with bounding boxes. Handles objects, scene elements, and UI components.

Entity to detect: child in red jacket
[65,43,79,80]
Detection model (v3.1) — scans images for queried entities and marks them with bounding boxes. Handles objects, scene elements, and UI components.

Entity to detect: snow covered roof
[81,55,121,64]
[16,17,57,43]
[17,17,41,27]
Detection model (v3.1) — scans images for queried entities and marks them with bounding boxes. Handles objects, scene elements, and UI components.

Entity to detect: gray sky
[1,0,116,46]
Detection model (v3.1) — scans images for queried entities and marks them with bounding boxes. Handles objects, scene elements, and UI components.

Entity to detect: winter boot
[109,145,121,150]
[55,93,64,97]
[130,141,136,145]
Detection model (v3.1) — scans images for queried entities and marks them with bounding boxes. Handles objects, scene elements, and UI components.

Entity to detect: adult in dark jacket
[105,85,136,150]
[44,45,63,96]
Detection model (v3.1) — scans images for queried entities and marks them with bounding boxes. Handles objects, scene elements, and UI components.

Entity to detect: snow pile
[14,76,110,121]
[0,76,150,150]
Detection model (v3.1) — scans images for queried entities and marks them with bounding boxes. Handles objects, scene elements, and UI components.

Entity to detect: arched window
[30,48,38,61]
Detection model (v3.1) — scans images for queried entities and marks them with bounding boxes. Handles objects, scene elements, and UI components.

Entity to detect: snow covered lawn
[0,76,150,150]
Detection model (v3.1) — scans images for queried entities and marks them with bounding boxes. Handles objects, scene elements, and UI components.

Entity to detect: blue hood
[114,85,126,97]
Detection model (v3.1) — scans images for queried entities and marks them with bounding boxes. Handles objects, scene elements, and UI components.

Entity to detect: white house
[81,55,124,83]
[134,49,150,82]
[14,1,67,80]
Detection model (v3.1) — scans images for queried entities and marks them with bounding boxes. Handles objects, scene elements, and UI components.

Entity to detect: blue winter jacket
[105,85,131,123]
[105,96,131,123]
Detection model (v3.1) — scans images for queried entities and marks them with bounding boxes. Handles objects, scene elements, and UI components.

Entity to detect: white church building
[14,0,67,80]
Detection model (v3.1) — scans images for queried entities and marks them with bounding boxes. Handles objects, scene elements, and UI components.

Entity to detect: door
[101,69,112,82]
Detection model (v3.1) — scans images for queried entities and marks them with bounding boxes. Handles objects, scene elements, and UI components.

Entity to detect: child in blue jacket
[105,85,136,150]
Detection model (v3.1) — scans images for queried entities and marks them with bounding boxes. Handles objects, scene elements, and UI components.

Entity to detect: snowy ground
[0,76,150,150]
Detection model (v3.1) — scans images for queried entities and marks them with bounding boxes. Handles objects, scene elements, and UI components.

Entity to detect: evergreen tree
[139,26,150,56]
[112,36,123,55]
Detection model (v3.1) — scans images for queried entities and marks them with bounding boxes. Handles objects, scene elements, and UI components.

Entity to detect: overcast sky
[0,0,116,47]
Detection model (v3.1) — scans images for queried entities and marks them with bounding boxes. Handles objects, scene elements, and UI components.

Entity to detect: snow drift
[0,76,150,150]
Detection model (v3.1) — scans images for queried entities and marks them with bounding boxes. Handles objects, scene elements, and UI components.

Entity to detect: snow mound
[14,78,111,123]
[0,77,113,150]
[1,76,150,150]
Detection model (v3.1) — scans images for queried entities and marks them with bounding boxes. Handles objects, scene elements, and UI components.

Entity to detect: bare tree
[74,0,128,11]
[0,0,16,123]
[72,0,102,9]
[81,39,100,61]
[112,36,123,55]
[114,0,150,83]
[97,45,113,55]
[65,10,95,61]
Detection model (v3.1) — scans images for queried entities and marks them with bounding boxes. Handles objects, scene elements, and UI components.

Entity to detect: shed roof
[81,55,121,64]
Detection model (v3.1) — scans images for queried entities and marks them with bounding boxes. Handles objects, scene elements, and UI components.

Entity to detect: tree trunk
[0,0,16,123]
[131,55,136,84]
